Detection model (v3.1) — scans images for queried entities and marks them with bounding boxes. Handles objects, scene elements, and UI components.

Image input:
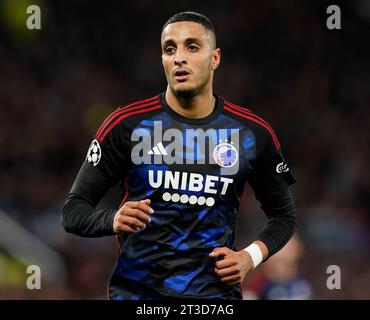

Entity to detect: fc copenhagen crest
[213,142,238,168]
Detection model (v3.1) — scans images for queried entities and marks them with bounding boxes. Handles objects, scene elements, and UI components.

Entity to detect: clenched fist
[113,199,154,234]
[209,247,254,285]
[209,241,268,285]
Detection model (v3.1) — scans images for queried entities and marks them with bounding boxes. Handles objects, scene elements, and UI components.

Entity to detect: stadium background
[0,0,369,299]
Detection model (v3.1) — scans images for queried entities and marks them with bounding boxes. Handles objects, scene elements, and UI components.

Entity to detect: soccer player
[61,11,297,300]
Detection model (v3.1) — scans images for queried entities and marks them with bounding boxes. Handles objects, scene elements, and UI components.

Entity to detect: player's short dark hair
[162,11,217,47]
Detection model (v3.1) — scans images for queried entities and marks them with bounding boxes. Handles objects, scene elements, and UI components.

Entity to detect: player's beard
[172,86,198,99]
[171,76,209,100]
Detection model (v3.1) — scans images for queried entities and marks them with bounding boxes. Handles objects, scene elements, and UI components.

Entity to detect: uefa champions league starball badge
[213,140,238,168]
[86,139,102,166]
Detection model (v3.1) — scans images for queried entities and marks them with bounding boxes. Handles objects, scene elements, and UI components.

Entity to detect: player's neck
[165,88,216,119]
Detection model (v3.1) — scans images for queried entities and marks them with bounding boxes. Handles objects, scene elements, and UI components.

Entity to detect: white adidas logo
[147,142,168,155]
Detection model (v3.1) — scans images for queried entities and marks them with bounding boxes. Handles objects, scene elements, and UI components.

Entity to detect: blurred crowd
[0,0,369,299]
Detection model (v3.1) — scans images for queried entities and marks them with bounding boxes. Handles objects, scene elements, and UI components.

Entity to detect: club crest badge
[213,142,238,168]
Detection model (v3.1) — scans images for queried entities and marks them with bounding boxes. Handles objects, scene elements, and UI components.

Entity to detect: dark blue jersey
[62,92,296,299]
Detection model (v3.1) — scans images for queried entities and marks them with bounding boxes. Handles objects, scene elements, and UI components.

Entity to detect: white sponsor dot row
[162,192,215,206]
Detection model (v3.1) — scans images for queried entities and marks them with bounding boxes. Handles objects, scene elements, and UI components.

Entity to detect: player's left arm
[210,129,297,285]
[209,183,296,285]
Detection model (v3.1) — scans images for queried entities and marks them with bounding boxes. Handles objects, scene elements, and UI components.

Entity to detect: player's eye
[164,46,175,55]
[188,44,199,52]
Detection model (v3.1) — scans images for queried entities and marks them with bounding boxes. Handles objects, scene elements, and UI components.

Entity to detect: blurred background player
[243,234,313,300]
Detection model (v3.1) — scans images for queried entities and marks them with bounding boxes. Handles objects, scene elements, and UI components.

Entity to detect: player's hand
[209,247,253,285]
[113,199,154,234]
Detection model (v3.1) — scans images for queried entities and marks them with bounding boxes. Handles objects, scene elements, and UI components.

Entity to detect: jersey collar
[159,92,224,125]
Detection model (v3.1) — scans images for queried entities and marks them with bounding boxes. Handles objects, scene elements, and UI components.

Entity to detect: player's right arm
[61,166,153,237]
[61,122,153,237]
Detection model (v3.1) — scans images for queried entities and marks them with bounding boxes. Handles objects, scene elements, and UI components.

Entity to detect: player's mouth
[173,68,191,82]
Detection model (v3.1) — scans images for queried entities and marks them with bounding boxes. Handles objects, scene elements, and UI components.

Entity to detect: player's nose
[174,48,187,65]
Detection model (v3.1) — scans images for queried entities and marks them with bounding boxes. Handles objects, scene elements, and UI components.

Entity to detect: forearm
[257,187,297,258]
[257,212,296,257]
[61,194,117,237]
[241,209,296,270]
[61,160,122,237]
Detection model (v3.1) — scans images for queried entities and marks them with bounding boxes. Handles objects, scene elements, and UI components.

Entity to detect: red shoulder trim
[224,101,280,150]
[96,96,160,142]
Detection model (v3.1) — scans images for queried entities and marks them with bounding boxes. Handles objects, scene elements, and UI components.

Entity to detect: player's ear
[211,48,221,70]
